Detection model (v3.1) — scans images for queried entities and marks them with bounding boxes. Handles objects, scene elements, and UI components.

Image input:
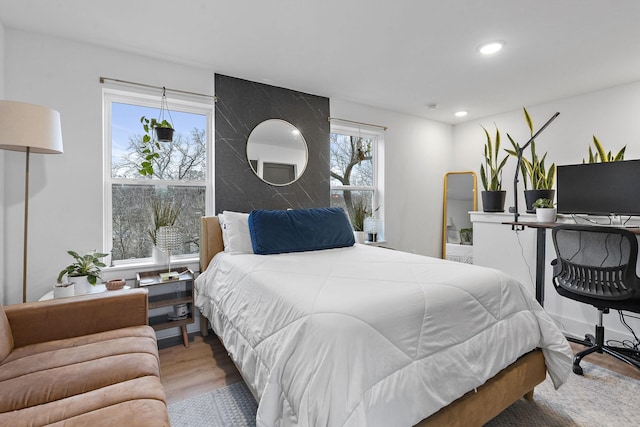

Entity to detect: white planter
[152,245,169,266]
[536,208,557,223]
[53,283,74,298]
[71,275,93,295]
[354,231,366,244]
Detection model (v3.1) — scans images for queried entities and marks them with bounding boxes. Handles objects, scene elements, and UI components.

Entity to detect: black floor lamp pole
[22,147,30,303]
[511,112,561,225]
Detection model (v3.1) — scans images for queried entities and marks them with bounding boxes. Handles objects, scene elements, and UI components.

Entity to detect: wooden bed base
[198,216,547,426]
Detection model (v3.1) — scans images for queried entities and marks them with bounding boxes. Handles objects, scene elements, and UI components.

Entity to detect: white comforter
[195,244,572,427]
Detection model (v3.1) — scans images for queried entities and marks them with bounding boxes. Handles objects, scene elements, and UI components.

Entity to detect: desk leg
[535,228,546,306]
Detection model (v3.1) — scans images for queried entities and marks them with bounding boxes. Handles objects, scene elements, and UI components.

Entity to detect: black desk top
[503,221,640,234]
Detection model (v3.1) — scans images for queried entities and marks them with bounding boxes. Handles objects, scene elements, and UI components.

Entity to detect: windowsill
[101,256,200,281]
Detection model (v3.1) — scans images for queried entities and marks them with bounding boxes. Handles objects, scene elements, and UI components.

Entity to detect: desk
[503,222,640,307]
[503,222,557,307]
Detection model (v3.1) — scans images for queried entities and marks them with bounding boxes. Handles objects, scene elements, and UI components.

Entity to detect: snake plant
[505,107,556,190]
[480,125,509,191]
[583,136,626,163]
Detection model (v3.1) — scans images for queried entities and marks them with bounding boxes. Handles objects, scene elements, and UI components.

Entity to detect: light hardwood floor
[159,333,640,404]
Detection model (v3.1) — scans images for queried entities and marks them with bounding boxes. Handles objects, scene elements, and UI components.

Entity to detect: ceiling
[1,0,640,124]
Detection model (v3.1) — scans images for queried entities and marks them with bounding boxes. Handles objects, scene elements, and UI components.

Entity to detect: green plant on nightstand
[57,250,108,286]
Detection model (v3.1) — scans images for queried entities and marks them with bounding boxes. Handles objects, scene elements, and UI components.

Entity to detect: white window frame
[330,124,385,236]
[102,88,214,266]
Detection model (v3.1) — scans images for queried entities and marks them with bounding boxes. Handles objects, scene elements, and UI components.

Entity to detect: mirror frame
[442,171,478,259]
[246,119,308,186]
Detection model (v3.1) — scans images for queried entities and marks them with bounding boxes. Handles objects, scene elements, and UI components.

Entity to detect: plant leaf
[523,107,534,135]
[593,135,607,163]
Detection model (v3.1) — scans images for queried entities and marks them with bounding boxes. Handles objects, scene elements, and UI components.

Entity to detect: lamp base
[159,271,180,281]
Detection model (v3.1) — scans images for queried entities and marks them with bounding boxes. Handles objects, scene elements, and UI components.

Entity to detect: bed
[195,209,572,427]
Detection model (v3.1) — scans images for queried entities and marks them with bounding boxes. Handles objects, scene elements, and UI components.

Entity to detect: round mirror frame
[246,119,308,186]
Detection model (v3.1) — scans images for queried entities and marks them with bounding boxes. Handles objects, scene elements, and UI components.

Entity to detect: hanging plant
[138,87,175,176]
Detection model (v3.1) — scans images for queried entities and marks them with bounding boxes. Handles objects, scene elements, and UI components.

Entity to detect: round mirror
[246,119,308,186]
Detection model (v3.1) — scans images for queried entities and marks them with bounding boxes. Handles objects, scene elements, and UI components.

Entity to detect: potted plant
[351,199,368,243]
[532,197,556,223]
[149,196,181,264]
[138,116,174,177]
[506,107,556,213]
[459,228,473,245]
[583,136,626,163]
[479,125,509,212]
[364,206,382,242]
[57,250,108,295]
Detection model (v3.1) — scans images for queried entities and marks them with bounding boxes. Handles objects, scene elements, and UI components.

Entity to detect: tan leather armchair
[1,288,170,426]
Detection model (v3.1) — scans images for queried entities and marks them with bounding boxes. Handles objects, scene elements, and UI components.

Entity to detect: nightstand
[136,266,194,347]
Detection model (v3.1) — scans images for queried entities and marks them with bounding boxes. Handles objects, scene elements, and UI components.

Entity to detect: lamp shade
[0,101,63,154]
[156,226,182,252]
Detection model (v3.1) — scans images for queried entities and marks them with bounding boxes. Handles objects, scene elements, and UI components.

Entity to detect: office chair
[551,224,640,375]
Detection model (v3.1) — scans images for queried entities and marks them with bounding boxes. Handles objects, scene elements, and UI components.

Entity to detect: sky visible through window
[111,102,206,169]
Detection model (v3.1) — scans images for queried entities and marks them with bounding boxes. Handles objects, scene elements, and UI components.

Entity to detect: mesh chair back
[552,225,640,300]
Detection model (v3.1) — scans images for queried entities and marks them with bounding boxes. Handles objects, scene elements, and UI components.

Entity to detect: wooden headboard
[200,216,224,272]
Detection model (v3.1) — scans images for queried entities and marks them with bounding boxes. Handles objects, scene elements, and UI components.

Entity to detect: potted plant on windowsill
[479,125,509,212]
[351,199,368,244]
[57,250,108,295]
[532,197,556,223]
[506,107,556,213]
[149,196,181,264]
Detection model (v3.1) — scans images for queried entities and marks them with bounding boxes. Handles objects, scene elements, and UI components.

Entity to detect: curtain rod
[328,117,387,131]
[99,76,217,101]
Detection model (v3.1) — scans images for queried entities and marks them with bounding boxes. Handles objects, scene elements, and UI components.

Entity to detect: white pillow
[221,211,253,254]
[218,213,229,249]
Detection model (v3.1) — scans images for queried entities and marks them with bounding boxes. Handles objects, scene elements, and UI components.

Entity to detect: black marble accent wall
[214,74,330,213]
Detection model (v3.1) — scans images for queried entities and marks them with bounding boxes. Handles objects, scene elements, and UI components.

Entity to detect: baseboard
[548,312,638,345]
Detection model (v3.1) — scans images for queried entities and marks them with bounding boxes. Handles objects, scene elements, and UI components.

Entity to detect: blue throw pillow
[248,207,355,255]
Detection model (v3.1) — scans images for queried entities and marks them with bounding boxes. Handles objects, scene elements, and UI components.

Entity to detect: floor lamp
[0,101,64,302]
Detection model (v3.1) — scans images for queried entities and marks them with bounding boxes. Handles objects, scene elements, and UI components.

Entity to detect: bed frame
[198,216,547,427]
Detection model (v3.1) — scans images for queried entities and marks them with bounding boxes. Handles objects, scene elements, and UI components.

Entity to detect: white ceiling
[1,0,640,124]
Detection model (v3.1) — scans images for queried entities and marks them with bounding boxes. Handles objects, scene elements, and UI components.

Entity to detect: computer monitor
[556,159,640,216]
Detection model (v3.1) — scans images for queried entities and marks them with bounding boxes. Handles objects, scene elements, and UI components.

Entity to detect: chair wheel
[573,364,584,375]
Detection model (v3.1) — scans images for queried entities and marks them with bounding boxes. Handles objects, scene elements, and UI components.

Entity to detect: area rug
[168,362,638,426]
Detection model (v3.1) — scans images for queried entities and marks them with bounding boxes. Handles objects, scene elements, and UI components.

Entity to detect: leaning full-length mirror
[247,119,308,186]
[442,172,477,263]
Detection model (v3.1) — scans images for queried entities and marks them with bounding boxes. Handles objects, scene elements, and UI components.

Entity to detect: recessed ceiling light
[455,111,468,117]
[479,41,504,55]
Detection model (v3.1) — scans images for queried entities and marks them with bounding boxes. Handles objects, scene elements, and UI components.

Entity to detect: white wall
[2,29,214,305]
[453,82,640,211]
[330,99,453,256]
[456,82,640,343]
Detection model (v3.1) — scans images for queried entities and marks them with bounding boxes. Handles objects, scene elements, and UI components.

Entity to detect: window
[103,89,212,264]
[330,125,383,239]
